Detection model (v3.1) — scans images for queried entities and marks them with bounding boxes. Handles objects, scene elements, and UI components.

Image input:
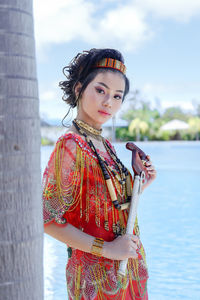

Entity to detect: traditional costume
[43,121,149,299]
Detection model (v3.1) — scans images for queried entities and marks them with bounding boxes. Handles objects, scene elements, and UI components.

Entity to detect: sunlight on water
[42,141,200,300]
[43,234,68,300]
[44,236,56,300]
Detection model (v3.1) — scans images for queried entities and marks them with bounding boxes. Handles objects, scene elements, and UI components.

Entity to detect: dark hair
[59,48,129,109]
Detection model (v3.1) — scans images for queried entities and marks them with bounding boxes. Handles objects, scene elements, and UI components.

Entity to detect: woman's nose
[103,94,112,107]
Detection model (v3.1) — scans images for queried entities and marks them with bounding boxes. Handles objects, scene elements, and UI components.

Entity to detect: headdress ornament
[95,58,126,75]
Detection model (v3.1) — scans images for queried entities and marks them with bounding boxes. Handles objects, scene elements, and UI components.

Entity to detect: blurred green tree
[162,107,187,122]
[129,118,149,141]
[188,117,200,140]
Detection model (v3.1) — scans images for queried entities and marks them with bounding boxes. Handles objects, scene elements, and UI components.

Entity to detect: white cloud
[39,81,76,120]
[140,81,200,111]
[40,90,57,102]
[40,95,70,120]
[33,0,152,52]
[97,6,153,51]
[135,0,200,22]
[142,81,200,96]
[33,0,95,47]
[33,0,200,53]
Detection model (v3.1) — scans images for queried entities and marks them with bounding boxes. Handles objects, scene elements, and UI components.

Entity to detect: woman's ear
[74,82,82,99]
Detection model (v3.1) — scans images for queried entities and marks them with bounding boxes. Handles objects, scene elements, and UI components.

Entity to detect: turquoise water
[42,141,200,300]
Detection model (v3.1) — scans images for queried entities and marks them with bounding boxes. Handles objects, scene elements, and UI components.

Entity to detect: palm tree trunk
[0,0,43,299]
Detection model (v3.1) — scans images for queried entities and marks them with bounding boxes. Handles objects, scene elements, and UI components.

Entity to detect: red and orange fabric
[43,133,148,300]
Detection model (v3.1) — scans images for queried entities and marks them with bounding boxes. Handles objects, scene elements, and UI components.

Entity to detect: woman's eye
[96,88,104,94]
[114,95,122,100]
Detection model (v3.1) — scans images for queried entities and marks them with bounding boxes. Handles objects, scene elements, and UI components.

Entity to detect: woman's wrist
[91,237,105,257]
[90,238,111,259]
[102,240,110,258]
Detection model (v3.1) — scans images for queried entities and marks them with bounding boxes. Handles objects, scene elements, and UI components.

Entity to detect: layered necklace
[73,119,103,141]
[73,119,132,216]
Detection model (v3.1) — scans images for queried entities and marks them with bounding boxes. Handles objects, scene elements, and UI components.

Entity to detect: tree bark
[0,0,43,299]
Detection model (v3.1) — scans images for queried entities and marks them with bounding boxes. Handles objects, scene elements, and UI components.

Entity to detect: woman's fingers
[106,234,140,260]
[145,158,156,176]
[130,234,139,245]
[147,165,156,172]
[130,242,138,250]
[130,236,139,258]
[141,155,157,191]
[131,250,138,259]
[145,159,152,167]
[128,234,140,251]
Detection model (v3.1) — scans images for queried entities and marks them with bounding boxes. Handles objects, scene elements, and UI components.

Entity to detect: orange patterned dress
[43,132,149,300]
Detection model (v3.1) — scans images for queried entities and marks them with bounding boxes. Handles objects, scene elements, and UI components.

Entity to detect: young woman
[43,48,156,299]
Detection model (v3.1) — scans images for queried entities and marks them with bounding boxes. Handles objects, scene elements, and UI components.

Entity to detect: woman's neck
[76,113,102,130]
[73,119,103,142]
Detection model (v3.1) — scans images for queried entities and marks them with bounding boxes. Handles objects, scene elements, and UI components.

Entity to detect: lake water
[41,141,200,300]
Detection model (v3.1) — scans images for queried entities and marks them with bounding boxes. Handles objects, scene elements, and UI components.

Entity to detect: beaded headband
[95,58,126,75]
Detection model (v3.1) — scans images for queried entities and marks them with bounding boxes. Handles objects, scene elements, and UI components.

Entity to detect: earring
[112,116,116,142]
[76,95,80,107]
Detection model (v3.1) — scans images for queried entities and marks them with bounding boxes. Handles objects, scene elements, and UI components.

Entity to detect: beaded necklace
[73,119,132,213]
[73,119,103,141]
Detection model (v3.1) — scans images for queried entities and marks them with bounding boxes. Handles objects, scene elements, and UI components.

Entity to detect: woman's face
[76,71,125,129]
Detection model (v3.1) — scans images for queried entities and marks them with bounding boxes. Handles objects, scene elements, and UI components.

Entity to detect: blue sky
[33,0,200,121]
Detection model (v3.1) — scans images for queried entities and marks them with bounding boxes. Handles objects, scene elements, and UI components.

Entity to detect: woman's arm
[44,223,94,254]
[44,223,139,261]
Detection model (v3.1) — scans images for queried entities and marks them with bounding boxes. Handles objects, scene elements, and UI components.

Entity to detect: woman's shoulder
[55,131,97,158]
[56,131,85,145]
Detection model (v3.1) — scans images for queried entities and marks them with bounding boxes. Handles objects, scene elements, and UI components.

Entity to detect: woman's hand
[103,234,140,260]
[142,155,157,190]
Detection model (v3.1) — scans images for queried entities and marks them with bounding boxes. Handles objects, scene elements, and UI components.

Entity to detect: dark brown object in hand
[126,142,150,181]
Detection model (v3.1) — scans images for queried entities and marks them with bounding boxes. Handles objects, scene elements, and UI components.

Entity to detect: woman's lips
[98,110,111,116]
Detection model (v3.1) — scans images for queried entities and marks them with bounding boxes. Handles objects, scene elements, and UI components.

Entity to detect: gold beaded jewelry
[72,119,133,236]
[91,237,104,257]
[74,119,102,138]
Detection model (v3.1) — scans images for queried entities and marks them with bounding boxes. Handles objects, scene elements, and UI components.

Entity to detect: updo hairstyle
[59,48,129,108]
